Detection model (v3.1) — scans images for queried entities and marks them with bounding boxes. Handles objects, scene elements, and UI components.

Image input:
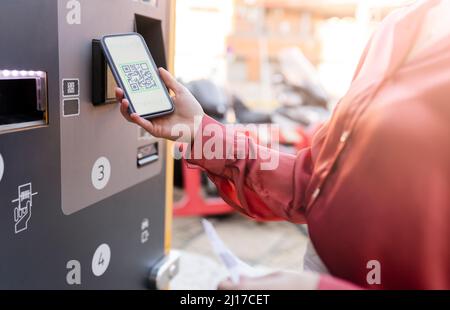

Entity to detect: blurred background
[170,0,413,289]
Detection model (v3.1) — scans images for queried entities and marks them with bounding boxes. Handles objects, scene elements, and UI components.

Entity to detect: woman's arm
[116,69,318,223]
[186,115,314,223]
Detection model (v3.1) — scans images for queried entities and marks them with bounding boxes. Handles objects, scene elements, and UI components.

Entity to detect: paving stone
[171,251,228,290]
[171,213,309,289]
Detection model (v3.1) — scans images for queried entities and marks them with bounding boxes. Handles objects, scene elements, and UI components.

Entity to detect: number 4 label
[92,244,111,277]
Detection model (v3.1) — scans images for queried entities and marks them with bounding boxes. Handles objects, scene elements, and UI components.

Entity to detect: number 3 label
[91,157,111,190]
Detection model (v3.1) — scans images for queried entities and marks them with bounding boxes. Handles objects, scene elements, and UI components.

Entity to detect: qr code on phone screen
[120,62,158,92]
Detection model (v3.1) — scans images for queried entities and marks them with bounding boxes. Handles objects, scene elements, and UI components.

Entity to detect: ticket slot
[0,70,48,133]
[137,143,159,167]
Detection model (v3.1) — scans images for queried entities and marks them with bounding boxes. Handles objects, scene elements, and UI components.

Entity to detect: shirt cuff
[186,115,230,176]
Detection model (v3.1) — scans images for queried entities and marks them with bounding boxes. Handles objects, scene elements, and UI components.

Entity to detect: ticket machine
[0,0,177,289]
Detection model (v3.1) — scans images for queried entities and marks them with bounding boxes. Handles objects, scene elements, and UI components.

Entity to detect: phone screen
[103,34,172,117]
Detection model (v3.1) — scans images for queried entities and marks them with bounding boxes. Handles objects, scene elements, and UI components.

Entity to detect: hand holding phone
[115,67,205,143]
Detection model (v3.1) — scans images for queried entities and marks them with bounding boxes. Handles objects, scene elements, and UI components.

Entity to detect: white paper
[202,219,269,285]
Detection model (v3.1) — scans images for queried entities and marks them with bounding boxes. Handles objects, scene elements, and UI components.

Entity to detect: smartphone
[101,33,174,119]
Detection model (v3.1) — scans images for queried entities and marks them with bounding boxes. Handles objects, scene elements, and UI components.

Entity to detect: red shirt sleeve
[318,275,362,290]
[186,115,315,223]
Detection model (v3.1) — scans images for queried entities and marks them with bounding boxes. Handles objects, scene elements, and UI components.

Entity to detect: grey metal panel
[58,0,166,215]
[0,0,170,289]
[0,0,63,288]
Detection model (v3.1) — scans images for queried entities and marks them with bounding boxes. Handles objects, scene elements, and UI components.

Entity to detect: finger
[217,278,239,290]
[120,99,133,122]
[115,87,124,101]
[130,113,156,136]
[159,67,183,94]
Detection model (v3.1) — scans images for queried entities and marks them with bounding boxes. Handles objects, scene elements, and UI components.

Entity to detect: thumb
[217,278,240,290]
[159,67,183,94]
